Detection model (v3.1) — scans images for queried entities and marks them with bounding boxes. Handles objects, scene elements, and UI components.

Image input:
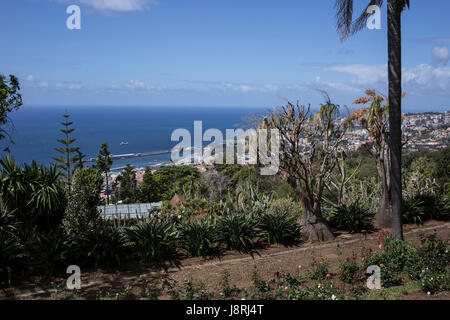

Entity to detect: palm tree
[334,0,410,240]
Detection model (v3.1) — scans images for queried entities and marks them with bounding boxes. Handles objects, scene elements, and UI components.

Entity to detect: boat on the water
[120,141,129,146]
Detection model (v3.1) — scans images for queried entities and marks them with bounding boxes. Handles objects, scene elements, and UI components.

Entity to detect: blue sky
[1,0,449,111]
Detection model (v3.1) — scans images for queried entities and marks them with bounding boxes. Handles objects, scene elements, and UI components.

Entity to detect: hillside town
[101,110,449,203]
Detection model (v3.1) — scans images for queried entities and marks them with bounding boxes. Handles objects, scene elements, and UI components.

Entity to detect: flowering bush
[420,268,449,295]
[338,255,364,284]
[309,257,330,280]
[418,235,449,274]
[310,280,342,300]
[272,271,309,300]
[163,277,215,300]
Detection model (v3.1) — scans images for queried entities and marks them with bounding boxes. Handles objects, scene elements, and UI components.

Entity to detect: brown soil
[1,220,449,300]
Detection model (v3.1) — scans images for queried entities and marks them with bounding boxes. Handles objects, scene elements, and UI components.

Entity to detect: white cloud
[56,82,83,90]
[432,46,449,66]
[81,0,157,12]
[262,84,278,92]
[24,74,34,81]
[223,83,254,93]
[325,64,387,85]
[127,79,147,89]
[403,64,450,91]
[53,0,158,12]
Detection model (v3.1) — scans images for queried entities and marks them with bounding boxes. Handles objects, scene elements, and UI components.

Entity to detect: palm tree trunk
[387,0,403,240]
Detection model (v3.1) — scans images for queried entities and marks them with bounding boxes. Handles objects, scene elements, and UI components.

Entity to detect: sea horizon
[2,105,270,169]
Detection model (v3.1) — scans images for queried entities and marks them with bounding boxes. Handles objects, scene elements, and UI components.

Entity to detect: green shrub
[126,218,178,262]
[218,270,240,299]
[178,215,217,257]
[402,194,450,224]
[310,280,341,300]
[248,267,271,299]
[216,212,259,252]
[164,277,214,300]
[420,267,449,294]
[272,271,309,300]
[26,230,70,277]
[363,251,402,288]
[338,256,363,284]
[418,235,449,273]
[328,201,374,233]
[259,211,301,245]
[0,235,27,284]
[267,198,300,217]
[77,224,130,269]
[363,232,423,286]
[402,196,426,224]
[309,257,330,280]
[63,167,103,235]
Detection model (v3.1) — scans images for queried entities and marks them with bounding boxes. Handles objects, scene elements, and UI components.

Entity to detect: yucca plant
[216,212,260,252]
[0,155,66,235]
[178,215,217,257]
[126,218,178,262]
[259,212,301,245]
[26,230,70,277]
[401,196,426,224]
[76,224,130,269]
[0,235,27,285]
[0,197,27,284]
[0,196,18,237]
[328,201,374,233]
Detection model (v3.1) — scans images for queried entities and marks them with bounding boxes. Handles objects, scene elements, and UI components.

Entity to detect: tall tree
[52,113,80,186]
[74,149,86,171]
[138,166,158,203]
[334,0,410,239]
[350,90,391,227]
[0,74,23,152]
[116,163,138,204]
[96,142,113,204]
[263,97,349,242]
[63,166,103,235]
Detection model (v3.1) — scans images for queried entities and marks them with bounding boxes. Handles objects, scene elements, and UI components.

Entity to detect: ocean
[2,106,267,171]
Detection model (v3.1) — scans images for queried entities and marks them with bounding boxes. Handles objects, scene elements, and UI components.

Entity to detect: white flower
[427,291,431,295]
[331,294,337,300]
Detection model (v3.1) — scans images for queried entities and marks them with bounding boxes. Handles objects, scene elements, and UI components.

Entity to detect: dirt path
[2,221,449,300]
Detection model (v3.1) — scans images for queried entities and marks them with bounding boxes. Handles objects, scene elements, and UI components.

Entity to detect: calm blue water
[2,106,267,170]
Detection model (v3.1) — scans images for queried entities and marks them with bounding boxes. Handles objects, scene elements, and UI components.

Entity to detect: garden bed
[1,220,448,300]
